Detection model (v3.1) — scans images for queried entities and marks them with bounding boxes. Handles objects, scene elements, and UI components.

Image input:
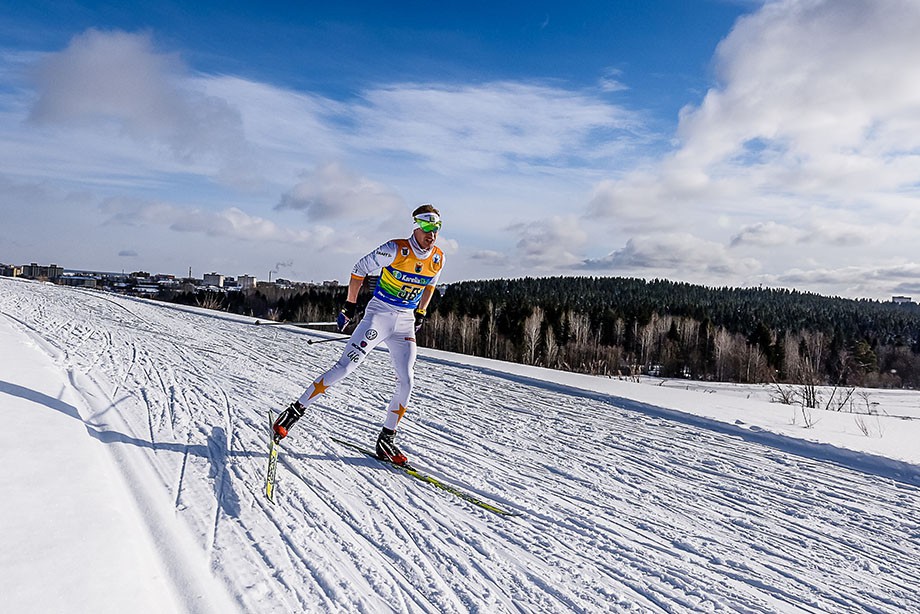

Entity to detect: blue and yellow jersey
[352,239,444,309]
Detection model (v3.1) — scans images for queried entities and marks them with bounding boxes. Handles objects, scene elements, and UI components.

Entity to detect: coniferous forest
[167,276,920,389]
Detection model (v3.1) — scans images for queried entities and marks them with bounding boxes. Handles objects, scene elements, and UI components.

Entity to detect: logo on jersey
[415,263,423,273]
[365,329,378,340]
[401,247,409,257]
[392,270,428,285]
[433,254,441,265]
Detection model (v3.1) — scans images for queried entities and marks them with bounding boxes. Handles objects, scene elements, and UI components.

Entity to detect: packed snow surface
[2,277,919,613]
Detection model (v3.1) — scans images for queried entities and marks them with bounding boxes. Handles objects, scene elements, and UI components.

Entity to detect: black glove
[414,308,427,333]
[337,301,357,332]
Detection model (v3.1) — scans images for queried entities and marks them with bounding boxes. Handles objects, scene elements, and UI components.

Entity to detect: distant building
[238,275,257,290]
[157,278,181,289]
[1,263,22,277]
[59,275,98,288]
[203,272,225,288]
[21,263,63,281]
[892,295,913,304]
[134,284,160,296]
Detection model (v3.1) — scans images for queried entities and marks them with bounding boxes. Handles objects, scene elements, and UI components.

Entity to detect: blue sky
[2,0,920,299]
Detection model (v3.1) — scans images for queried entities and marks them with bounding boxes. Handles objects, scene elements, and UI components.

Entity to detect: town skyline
[3,255,915,306]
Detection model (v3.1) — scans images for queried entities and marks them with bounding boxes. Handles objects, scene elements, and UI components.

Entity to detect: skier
[271,204,444,466]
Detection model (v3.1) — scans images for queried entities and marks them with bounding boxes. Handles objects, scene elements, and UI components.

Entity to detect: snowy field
[1,277,919,613]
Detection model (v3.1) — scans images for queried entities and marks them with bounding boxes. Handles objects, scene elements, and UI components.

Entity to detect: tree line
[164,276,920,389]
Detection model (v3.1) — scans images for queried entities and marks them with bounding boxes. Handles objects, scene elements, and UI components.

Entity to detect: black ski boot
[272,401,305,441]
[375,427,408,466]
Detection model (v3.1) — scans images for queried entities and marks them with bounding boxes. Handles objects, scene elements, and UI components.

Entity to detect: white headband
[413,210,441,230]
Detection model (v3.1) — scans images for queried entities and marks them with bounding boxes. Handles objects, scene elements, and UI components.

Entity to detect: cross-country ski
[330,437,521,517]
[264,411,281,503]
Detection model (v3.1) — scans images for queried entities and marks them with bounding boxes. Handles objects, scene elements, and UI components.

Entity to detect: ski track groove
[277,447,450,613]
[245,484,338,612]
[174,436,191,510]
[4,280,920,613]
[209,384,237,555]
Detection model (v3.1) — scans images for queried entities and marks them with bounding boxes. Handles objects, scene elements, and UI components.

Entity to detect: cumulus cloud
[731,218,879,249]
[730,221,804,248]
[891,282,920,295]
[591,0,920,213]
[767,261,920,297]
[469,250,510,267]
[100,196,177,226]
[777,263,920,286]
[584,233,759,276]
[508,216,589,269]
[678,0,920,202]
[30,30,181,128]
[800,219,878,247]
[583,0,920,296]
[587,175,684,231]
[277,162,404,221]
[28,29,255,185]
[101,196,335,246]
[435,236,460,256]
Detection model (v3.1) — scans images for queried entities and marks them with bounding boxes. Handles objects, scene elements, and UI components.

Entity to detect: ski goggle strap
[414,212,442,233]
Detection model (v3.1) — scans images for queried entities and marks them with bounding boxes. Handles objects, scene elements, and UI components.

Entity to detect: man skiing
[271,204,444,466]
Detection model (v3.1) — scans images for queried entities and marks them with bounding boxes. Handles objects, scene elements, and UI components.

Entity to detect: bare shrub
[770,384,797,405]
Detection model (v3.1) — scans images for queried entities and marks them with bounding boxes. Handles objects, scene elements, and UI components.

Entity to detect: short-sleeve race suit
[352,238,444,310]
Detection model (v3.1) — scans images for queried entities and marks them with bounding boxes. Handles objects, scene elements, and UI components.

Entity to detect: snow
[1,276,919,613]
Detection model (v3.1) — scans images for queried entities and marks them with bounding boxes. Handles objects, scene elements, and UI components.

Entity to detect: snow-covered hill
[2,277,919,613]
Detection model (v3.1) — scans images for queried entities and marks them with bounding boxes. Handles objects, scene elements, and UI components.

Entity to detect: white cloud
[678,0,920,199]
[599,68,629,93]
[583,0,920,297]
[800,219,878,247]
[101,196,335,246]
[587,175,684,231]
[508,216,589,269]
[469,250,510,267]
[770,262,920,297]
[196,75,347,181]
[349,81,640,173]
[27,29,256,187]
[6,11,920,297]
[584,233,760,276]
[730,221,803,248]
[277,162,404,221]
[731,216,886,249]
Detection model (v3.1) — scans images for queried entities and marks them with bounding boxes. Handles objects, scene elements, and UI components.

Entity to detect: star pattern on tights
[391,404,408,423]
[308,378,329,400]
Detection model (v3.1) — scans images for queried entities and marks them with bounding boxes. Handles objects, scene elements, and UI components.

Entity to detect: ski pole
[303,312,362,344]
[253,320,338,326]
[307,336,347,345]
